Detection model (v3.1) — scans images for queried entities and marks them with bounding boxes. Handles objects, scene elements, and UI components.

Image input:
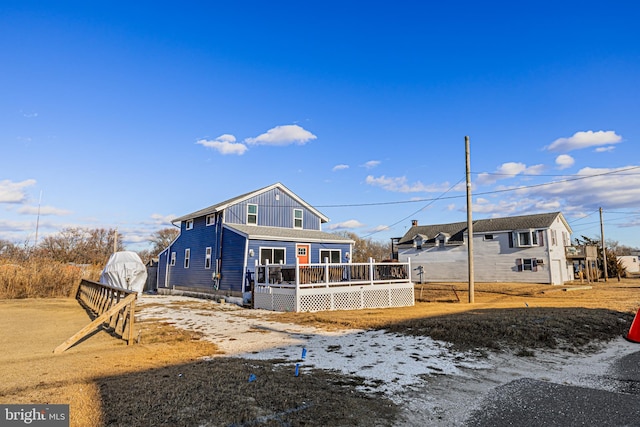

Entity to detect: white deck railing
[252,258,414,312]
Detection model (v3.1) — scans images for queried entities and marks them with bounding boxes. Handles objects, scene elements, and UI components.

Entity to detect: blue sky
[1,1,639,251]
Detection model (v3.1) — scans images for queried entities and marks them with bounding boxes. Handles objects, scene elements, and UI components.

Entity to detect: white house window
[518,231,533,246]
[293,209,303,229]
[184,248,191,268]
[551,229,557,246]
[206,215,216,226]
[320,249,341,263]
[186,219,194,230]
[247,204,258,225]
[517,258,538,272]
[515,230,543,247]
[414,236,423,250]
[484,234,494,240]
[260,247,285,264]
[205,247,212,269]
[170,251,176,266]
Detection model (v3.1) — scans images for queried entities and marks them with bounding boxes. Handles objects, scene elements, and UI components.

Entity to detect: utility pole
[113,229,118,254]
[600,207,608,282]
[465,136,475,303]
[34,190,42,248]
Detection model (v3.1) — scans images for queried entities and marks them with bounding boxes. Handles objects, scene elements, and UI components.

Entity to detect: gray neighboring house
[396,212,574,285]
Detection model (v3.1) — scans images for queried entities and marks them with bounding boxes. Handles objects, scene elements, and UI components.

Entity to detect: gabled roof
[398,212,570,245]
[398,221,468,245]
[225,224,354,244]
[172,182,330,224]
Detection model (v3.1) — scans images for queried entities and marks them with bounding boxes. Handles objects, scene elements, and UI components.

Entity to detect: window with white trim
[185,219,194,230]
[247,204,258,225]
[170,251,176,266]
[514,230,544,247]
[551,229,557,246]
[293,209,303,229]
[205,247,212,269]
[517,258,538,272]
[206,214,216,226]
[184,248,190,268]
[320,249,341,263]
[260,247,285,264]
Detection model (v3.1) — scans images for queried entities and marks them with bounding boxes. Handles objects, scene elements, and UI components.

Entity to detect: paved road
[465,351,640,426]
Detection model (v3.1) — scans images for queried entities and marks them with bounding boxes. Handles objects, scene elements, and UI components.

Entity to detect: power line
[316,165,640,209]
[360,178,466,238]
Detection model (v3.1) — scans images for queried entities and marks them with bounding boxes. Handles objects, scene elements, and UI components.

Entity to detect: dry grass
[0,299,396,427]
[2,278,640,426]
[0,258,101,298]
[269,279,640,353]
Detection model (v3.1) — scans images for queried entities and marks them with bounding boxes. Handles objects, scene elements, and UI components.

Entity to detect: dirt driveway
[1,279,639,426]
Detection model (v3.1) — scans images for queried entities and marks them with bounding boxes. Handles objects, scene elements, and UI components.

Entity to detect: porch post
[295,258,300,312]
[369,257,375,286]
[324,257,330,288]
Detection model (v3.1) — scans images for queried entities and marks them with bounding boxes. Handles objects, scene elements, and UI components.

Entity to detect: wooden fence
[54,279,137,354]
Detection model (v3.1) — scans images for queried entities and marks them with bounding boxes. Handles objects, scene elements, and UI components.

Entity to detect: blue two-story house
[157,182,353,305]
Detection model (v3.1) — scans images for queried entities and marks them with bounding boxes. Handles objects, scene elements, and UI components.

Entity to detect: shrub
[0,257,101,299]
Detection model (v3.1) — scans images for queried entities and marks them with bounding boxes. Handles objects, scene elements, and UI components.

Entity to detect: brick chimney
[411,220,418,227]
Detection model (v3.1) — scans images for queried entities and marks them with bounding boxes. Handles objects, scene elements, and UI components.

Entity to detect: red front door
[296,244,310,265]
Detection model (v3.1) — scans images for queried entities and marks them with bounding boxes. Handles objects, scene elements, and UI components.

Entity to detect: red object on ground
[626,309,640,343]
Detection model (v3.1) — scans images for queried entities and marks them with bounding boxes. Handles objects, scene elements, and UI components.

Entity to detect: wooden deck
[252,259,415,312]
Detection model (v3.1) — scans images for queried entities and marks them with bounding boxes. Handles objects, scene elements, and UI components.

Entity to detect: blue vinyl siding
[246,240,352,271]
[156,184,350,299]
[311,243,351,263]
[157,249,168,287]
[159,215,223,289]
[225,188,321,230]
[219,228,247,293]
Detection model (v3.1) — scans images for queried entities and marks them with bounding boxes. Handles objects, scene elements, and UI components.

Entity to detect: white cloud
[362,160,381,169]
[20,110,38,118]
[546,130,622,152]
[17,205,71,216]
[555,154,575,170]
[150,213,178,225]
[595,146,616,153]
[369,224,390,232]
[197,134,248,155]
[365,175,454,193]
[0,179,36,203]
[511,166,640,212]
[476,163,544,185]
[332,164,349,171]
[245,124,317,146]
[326,219,365,230]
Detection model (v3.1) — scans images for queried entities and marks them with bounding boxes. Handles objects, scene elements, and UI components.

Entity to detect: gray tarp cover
[99,251,147,294]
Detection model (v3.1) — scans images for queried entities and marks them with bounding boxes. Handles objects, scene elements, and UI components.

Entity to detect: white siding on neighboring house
[397,212,574,285]
[619,256,640,274]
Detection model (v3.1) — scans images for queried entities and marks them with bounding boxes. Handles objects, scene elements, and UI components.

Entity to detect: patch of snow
[137,295,640,425]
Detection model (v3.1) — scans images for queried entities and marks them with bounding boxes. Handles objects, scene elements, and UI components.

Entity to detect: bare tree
[38,227,122,265]
[607,239,639,256]
[0,239,29,261]
[148,227,180,256]
[334,231,392,262]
